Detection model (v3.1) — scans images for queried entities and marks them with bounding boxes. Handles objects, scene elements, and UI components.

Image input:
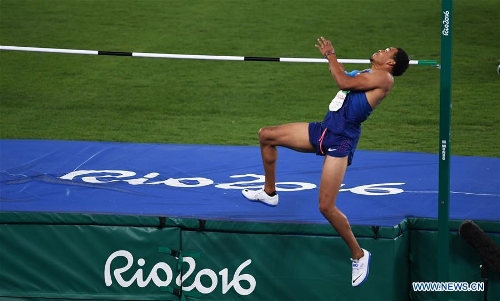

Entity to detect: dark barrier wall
[0,212,408,300]
[409,222,500,301]
[0,212,498,300]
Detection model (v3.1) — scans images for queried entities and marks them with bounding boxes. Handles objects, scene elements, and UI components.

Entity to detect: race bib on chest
[329,90,349,111]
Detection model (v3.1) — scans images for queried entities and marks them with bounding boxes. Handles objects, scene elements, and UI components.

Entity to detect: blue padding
[1,140,498,226]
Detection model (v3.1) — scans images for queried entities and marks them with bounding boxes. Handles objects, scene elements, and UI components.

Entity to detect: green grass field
[1,0,499,157]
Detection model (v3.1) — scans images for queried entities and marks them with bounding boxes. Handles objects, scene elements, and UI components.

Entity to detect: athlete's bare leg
[255,123,363,260]
[319,155,364,260]
[257,122,315,194]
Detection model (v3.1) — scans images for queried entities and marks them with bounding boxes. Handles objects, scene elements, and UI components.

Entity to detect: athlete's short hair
[392,48,409,76]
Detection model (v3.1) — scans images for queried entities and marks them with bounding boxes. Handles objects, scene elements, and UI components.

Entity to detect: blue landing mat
[0,139,499,226]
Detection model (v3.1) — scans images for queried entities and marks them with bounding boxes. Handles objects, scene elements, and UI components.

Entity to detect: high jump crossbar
[0,45,439,66]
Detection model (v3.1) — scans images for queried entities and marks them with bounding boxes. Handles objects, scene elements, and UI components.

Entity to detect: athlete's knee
[318,197,336,216]
[258,126,276,144]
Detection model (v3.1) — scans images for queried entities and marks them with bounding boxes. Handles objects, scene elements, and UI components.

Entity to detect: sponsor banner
[178,231,409,300]
[0,221,409,300]
[0,224,180,300]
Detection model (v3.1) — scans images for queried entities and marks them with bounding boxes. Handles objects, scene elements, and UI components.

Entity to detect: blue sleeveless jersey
[308,70,374,165]
[320,70,373,140]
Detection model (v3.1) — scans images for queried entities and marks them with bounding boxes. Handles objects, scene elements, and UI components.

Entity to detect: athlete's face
[370,47,398,63]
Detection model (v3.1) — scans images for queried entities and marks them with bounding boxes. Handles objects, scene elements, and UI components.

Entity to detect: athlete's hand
[315,36,335,57]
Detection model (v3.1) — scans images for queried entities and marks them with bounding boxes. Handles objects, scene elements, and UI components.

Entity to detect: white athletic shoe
[241,188,279,207]
[351,248,371,287]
